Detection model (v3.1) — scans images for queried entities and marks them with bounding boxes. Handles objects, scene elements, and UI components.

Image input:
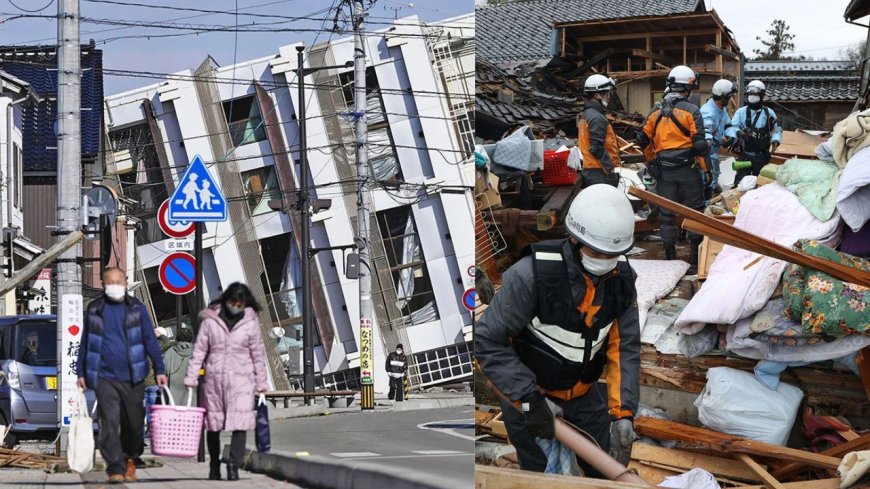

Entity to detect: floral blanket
[783,240,870,335]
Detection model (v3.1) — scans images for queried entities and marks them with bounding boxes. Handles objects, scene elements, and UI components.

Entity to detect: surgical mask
[396,349,403,355]
[747,95,761,104]
[600,94,610,108]
[105,284,126,302]
[581,253,619,276]
[226,304,245,316]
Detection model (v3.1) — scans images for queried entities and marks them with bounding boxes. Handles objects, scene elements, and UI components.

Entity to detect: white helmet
[667,65,698,92]
[269,326,286,339]
[747,80,766,95]
[711,79,736,99]
[584,74,616,94]
[565,184,635,255]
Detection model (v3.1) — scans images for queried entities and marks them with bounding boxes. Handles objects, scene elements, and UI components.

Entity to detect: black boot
[226,463,240,481]
[208,460,222,480]
[664,243,677,261]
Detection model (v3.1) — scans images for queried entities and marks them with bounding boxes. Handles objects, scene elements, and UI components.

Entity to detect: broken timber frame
[627,186,870,286]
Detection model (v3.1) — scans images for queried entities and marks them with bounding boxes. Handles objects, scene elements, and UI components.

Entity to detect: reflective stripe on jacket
[638,94,709,170]
[474,239,641,421]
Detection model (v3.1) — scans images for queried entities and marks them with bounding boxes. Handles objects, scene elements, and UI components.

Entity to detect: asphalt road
[269,406,474,487]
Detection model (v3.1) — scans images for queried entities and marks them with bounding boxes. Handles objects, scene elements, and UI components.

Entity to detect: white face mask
[105,284,126,302]
[747,95,761,104]
[226,304,244,316]
[581,252,619,276]
[396,349,403,355]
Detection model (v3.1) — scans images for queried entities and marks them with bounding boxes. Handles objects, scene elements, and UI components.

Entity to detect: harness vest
[512,240,634,396]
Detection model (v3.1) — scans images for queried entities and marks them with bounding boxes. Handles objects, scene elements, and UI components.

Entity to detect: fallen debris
[0,447,67,472]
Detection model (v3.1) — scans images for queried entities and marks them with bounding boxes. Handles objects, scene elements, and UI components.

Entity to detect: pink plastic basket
[149,386,205,458]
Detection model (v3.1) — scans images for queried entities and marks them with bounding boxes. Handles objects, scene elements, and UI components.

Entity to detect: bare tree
[841,40,868,65]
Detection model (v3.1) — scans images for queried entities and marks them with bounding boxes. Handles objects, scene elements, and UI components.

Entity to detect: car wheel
[0,411,17,448]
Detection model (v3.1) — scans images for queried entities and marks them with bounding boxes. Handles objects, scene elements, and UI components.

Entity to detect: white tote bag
[67,389,95,473]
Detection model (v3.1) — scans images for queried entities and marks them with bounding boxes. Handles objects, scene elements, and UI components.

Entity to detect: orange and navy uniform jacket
[577,99,621,173]
[637,94,710,171]
[474,239,640,421]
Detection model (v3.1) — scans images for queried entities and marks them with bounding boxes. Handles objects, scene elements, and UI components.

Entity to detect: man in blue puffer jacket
[76,267,167,484]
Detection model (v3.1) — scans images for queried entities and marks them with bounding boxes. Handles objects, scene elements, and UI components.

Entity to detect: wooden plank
[739,479,840,489]
[634,418,842,470]
[771,433,870,479]
[537,184,581,231]
[574,29,719,43]
[627,187,870,286]
[645,37,652,71]
[627,461,679,485]
[631,443,761,482]
[704,43,740,61]
[737,454,787,489]
[475,465,651,489]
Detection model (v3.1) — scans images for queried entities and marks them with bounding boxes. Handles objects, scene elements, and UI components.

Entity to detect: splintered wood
[0,447,67,471]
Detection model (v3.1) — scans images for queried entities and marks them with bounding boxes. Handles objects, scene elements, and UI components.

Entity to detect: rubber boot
[664,243,677,261]
[227,463,240,481]
[208,460,222,480]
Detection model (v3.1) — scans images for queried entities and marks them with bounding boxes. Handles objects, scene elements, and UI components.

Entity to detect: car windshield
[13,322,56,367]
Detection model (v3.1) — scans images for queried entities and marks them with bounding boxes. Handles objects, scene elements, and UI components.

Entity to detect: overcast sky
[708,0,866,60]
[0,0,472,93]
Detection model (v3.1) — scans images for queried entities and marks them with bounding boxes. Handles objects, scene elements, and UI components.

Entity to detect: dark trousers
[207,430,246,465]
[388,375,404,402]
[96,379,145,476]
[657,164,705,245]
[501,384,611,478]
[581,168,619,188]
[734,151,769,187]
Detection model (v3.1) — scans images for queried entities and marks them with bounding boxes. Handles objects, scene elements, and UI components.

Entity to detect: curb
[391,396,474,411]
[237,449,454,489]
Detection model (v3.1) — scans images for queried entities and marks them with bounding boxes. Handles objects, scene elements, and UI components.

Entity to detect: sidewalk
[265,391,474,420]
[1,455,303,488]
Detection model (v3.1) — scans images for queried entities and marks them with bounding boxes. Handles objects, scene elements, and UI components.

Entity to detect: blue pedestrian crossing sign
[168,155,227,222]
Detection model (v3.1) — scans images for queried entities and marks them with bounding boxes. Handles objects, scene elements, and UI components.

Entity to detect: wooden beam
[561,28,566,57]
[705,43,740,61]
[566,47,615,78]
[634,417,843,470]
[739,479,840,489]
[715,31,723,72]
[771,430,870,479]
[627,187,870,286]
[537,184,581,231]
[737,454,787,489]
[645,37,652,71]
[575,29,719,43]
[632,49,674,65]
[630,443,761,482]
[0,230,83,296]
[683,36,687,64]
[475,466,651,489]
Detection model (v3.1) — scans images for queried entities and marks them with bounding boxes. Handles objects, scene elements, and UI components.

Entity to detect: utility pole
[297,46,316,405]
[353,0,374,410]
[56,0,82,455]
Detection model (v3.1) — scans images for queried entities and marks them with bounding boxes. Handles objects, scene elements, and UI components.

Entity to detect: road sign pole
[194,222,205,462]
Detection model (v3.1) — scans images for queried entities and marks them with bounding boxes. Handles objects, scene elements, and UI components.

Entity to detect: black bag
[255,394,271,453]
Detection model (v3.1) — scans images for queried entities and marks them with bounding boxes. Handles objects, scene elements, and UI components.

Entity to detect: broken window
[376,206,439,324]
[242,165,281,216]
[222,95,266,146]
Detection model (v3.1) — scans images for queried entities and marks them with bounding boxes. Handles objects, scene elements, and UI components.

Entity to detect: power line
[7,0,54,13]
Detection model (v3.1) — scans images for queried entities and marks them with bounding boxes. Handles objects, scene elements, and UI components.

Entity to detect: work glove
[770,141,780,153]
[610,418,635,466]
[704,170,713,187]
[721,136,734,149]
[523,394,561,439]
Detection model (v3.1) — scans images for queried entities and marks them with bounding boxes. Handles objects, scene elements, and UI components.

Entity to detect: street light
[295,45,353,405]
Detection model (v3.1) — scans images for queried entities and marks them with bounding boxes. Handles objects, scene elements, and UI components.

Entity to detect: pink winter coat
[184,306,269,432]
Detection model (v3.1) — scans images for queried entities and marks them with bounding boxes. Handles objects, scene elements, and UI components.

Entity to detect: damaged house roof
[746,60,859,102]
[475,0,704,64]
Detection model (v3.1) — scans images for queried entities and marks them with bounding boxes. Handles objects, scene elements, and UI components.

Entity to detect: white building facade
[102,14,474,393]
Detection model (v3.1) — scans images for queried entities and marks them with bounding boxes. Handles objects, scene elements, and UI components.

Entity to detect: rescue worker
[700,79,736,194]
[578,74,621,187]
[386,343,407,403]
[475,184,640,475]
[726,80,782,186]
[636,65,710,265]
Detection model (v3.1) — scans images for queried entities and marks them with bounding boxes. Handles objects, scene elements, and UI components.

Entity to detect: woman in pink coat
[184,283,269,481]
